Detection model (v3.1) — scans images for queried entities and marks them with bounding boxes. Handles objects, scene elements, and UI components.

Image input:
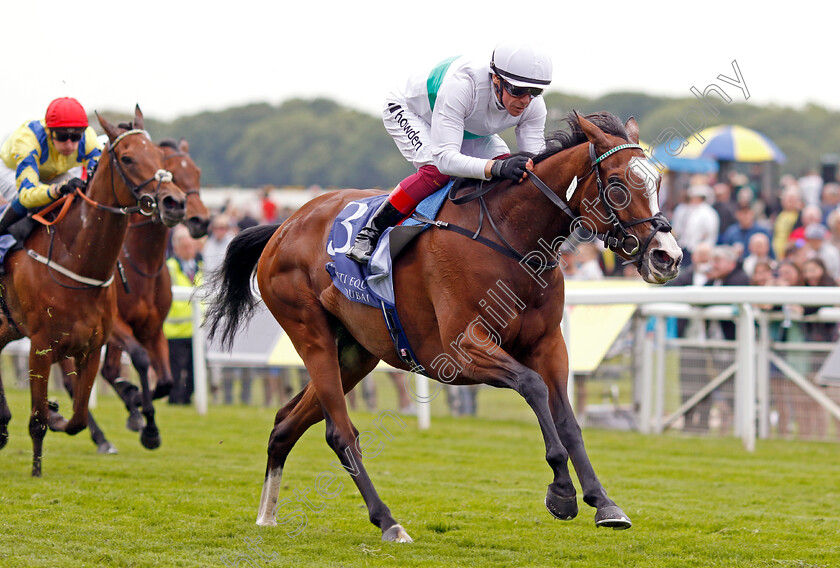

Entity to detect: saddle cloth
[325,183,450,308]
[324,184,450,371]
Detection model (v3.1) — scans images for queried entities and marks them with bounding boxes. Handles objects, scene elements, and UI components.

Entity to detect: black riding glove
[58,177,87,196]
[490,155,530,182]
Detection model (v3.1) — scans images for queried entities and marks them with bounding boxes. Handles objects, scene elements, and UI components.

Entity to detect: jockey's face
[493,75,536,117]
[51,129,84,157]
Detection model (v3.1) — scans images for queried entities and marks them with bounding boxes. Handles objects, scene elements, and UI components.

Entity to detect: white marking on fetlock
[256,467,283,526]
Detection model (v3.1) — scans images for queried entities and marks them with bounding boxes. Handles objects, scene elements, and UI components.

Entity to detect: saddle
[325,185,452,371]
[0,200,65,275]
[0,206,39,275]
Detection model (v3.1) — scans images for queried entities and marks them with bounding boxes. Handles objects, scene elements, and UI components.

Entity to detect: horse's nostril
[651,249,675,270]
[162,196,185,212]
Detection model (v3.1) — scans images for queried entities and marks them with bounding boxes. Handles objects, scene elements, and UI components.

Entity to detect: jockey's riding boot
[0,205,25,237]
[346,199,405,264]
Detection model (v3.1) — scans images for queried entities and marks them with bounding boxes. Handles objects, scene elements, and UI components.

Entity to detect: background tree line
[105,93,840,190]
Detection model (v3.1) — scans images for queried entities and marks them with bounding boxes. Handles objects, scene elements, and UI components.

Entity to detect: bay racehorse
[205,112,681,541]
[0,107,186,476]
[59,137,209,453]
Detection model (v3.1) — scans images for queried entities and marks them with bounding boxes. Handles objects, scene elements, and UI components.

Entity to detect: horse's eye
[120,155,134,166]
[608,176,623,187]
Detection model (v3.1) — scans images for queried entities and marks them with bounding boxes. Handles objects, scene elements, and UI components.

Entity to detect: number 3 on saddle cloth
[325,183,451,374]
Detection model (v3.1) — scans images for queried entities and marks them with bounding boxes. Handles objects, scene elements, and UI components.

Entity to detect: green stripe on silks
[426,56,482,140]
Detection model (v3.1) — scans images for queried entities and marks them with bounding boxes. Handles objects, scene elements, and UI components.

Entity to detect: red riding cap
[45,97,88,129]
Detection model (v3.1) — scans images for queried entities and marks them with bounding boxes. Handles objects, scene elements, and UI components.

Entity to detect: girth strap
[26,249,114,288]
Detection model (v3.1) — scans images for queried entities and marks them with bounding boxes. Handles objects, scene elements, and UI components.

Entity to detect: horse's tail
[204,223,281,350]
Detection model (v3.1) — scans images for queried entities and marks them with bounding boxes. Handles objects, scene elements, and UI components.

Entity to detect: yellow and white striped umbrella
[679,125,786,163]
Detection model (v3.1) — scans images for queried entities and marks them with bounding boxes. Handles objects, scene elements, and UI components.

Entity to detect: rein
[441,141,673,270]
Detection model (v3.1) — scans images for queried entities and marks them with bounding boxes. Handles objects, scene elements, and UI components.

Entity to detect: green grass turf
[1,384,838,567]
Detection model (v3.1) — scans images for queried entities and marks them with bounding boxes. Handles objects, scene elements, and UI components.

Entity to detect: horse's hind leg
[256,350,378,525]
[309,349,409,540]
[101,343,144,432]
[534,331,631,529]
[57,359,117,454]
[0,371,11,450]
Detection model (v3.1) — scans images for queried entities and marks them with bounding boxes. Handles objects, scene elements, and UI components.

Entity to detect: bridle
[162,150,200,199]
[99,129,173,217]
[120,147,200,279]
[441,140,673,270]
[529,142,673,268]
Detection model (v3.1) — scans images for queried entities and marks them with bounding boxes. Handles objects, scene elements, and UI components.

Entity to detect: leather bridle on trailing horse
[119,148,199,280]
[26,129,174,289]
[442,141,673,270]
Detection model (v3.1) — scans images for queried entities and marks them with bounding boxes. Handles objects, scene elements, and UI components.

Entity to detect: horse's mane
[534,111,629,163]
[158,138,179,150]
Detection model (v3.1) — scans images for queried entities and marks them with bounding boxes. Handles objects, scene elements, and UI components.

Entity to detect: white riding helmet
[490,40,553,88]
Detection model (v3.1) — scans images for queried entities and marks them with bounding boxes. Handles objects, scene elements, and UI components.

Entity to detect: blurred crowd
[564,169,840,294]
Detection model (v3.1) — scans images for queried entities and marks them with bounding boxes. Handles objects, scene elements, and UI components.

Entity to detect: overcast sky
[2,1,836,138]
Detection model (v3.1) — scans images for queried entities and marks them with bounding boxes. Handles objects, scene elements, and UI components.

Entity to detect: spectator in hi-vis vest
[165,225,203,405]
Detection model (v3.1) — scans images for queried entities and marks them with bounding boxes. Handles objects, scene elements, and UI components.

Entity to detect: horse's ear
[577,114,610,149]
[134,105,145,131]
[178,138,190,153]
[624,116,640,144]
[97,112,120,142]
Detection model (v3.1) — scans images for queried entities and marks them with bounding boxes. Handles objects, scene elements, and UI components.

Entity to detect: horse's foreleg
[61,351,99,436]
[28,347,55,477]
[532,331,632,529]
[57,359,116,454]
[452,331,578,521]
[149,331,174,400]
[121,336,160,450]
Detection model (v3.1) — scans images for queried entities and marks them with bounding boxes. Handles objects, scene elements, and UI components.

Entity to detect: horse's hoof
[382,524,412,543]
[97,441,119,455]
[140,426,161,450]
[255,515,277,527]
[126,410,144,432]
[595,505,632,530]
[545,487,578,520]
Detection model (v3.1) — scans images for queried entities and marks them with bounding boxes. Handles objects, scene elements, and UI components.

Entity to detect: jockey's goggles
[52,129,84,142]
[500,78,543,99]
